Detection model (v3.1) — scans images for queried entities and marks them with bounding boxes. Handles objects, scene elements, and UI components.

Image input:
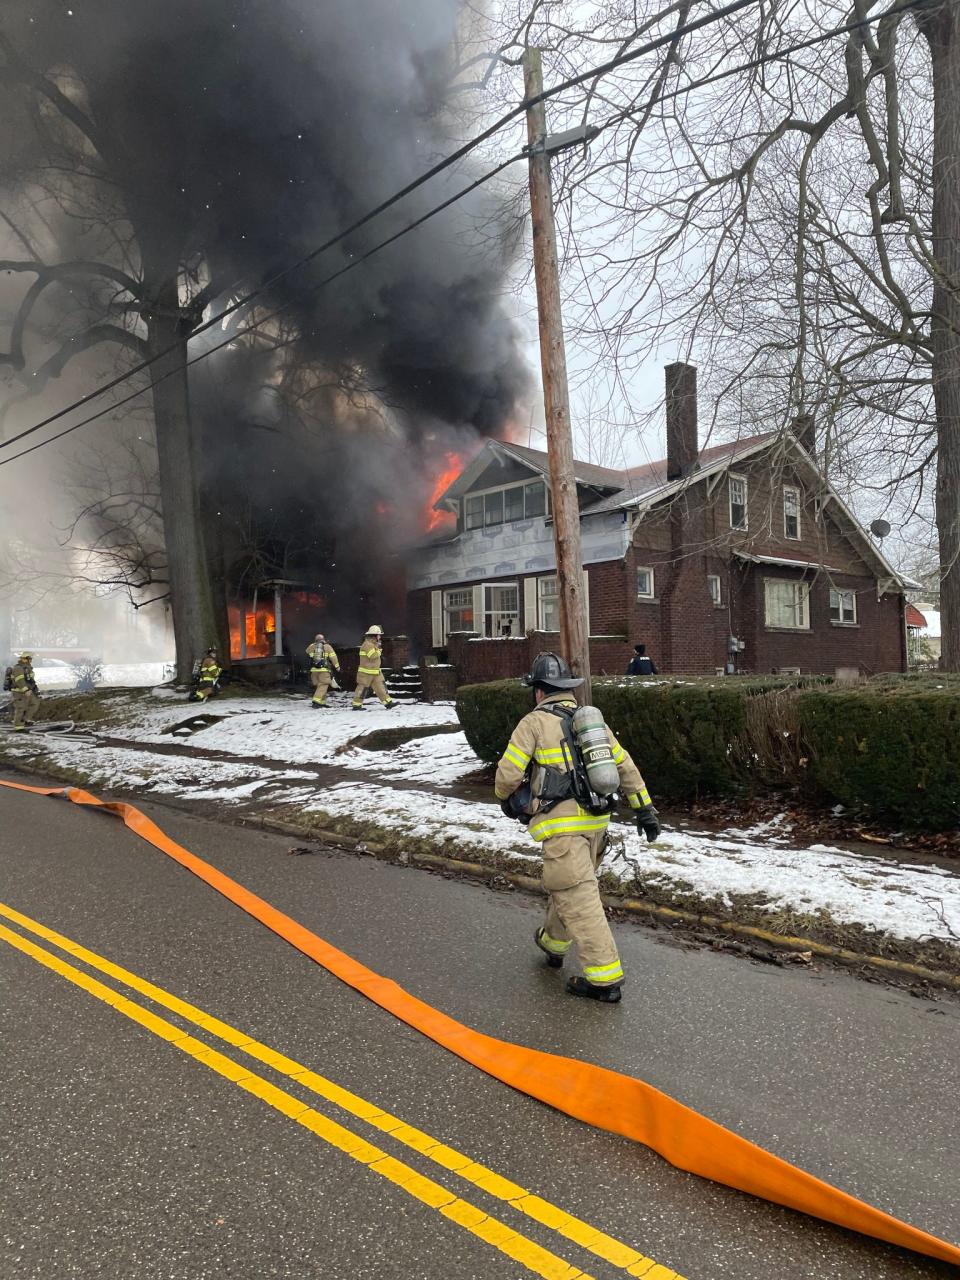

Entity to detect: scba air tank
[570,704,620,796]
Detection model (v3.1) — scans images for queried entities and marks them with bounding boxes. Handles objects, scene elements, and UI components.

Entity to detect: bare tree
[0,27,222,679]
[476,0,960,664]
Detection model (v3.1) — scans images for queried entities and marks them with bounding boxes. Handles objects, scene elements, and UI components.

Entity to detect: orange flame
[228,602,278,660]
[425,452,462,531]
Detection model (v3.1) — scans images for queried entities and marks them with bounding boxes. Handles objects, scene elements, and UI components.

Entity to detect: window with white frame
[537,575,560,631]
[783,486,801,539]
[443,588,475,637]
[764,578,810,630]
[464,495,483,530]
[484,582,520,636]
[462,480,548,531]
[729,475,748,530]
[707,574,722,606]
[829,588,857,624]
[636,566,655,599]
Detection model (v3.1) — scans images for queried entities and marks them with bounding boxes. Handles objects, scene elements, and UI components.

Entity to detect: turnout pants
[353,674,393,708]
[539,829,623,987]
[195,683,217,703]
[310,669,333,705]
[11,689,40,728]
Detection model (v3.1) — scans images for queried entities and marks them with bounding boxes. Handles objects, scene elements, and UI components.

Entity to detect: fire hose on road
[1,777,958,1269]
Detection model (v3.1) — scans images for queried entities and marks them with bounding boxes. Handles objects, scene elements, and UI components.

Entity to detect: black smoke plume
[0,0,529,646]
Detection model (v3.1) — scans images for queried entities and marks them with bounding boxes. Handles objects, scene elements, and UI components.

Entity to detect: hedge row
[455,675,960,828]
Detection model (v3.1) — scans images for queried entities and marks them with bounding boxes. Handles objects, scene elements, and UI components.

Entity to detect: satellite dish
[870,519,892,539]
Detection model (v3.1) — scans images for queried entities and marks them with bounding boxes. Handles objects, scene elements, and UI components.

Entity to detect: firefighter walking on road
[306,632,339,708]
[191,648,222,703]
[495,653,660,1002]
[5,653,41,731]
[352,625,395,711]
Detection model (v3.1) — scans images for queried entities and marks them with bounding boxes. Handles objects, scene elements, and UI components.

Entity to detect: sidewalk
[2,687,958,972]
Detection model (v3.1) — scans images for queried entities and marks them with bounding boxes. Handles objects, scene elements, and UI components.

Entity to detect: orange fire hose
[3,779,958,1268]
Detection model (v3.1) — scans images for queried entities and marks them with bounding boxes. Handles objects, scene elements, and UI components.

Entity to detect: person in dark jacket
[626,643,658,676]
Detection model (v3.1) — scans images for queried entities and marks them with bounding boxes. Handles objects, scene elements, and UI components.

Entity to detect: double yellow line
[0,901,684,1280]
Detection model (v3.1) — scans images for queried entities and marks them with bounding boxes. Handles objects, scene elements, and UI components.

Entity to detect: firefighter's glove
[500,798,517,820]
[636,804,661,843]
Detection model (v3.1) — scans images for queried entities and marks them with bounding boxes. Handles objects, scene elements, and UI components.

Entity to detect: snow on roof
[922,609,942,639]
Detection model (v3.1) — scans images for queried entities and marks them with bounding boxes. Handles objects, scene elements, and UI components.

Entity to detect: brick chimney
[665,361,699,481]
[793,413,816,458]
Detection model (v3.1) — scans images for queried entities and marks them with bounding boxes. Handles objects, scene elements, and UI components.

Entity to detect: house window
[830,588,857,624]
[443,588,475,637]
[729,475,748,530]
[636,567,655,599]
[484,582,520,637]
[783,486,801,539]
[462,480,549,531]
[764,579,810,630]
[707,574,722,606]
[504,485,524,522]
[484,490,504,527]
[464,495,483,530]
[537,575,560,631]
[524,480,547,518]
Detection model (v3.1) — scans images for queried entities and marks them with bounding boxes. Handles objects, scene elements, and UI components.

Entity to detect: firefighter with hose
[352,625,395,711]
[4,653,41,732]
[495,652,660,1002]
[306,632,339,708]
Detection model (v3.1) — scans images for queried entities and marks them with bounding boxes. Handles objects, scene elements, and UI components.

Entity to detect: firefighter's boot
[535,927,567,969]
[566,976,622,1003]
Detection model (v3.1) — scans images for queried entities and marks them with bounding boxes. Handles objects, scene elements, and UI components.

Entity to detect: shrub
[458,676,819,801]
[456,674,960,827]
[456,680,534,763]
[798,685,960,827]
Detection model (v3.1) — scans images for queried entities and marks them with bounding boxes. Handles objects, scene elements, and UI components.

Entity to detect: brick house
[406,363,909,682]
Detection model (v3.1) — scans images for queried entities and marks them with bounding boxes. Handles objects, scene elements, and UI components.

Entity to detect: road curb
[261,819,960,992]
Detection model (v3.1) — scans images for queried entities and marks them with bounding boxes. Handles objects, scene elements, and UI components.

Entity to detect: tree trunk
[921,5,960,670]
[145,287,222,683]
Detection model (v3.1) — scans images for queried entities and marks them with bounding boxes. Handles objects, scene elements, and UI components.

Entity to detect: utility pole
[523,47,592,703]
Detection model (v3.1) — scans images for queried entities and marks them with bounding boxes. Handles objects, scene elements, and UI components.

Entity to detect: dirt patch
[336,723,461,754]
[688,791,960,859]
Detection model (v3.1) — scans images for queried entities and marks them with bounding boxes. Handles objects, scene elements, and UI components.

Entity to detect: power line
[0,0,760,456]
[0,0,920,467]
[0,155,522,469]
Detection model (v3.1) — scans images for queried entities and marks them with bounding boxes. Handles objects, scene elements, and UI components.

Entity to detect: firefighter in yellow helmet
[306,632,339,708]
[352,625,395,711]
[191,648,222,702]
[495,652,660,1002]
[6,652,41,731]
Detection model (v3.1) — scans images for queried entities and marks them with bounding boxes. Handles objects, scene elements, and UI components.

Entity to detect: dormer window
[461,479,548,531]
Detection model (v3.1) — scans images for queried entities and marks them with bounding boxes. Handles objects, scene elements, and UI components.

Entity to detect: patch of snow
[604,825,960,946]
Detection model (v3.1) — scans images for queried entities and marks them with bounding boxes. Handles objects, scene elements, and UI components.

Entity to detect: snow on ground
[2,692,958,947]
[604,820,960,946]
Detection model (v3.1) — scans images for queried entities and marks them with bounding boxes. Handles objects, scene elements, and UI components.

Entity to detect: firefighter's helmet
[314,632,325,643]
[521,652,583,691]
[366,624,384,636]
[18,652,32,663]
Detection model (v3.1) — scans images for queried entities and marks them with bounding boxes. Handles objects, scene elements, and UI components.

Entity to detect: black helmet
[522,652,584,690]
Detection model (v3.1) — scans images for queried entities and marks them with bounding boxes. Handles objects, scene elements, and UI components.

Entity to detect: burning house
[406,364,910,683]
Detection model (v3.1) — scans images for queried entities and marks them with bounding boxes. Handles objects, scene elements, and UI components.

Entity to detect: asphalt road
[1,775,958,1280]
